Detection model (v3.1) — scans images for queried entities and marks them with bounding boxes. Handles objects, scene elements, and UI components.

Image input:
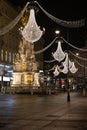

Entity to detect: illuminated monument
[11,7,44,91]
[11,37,40,90]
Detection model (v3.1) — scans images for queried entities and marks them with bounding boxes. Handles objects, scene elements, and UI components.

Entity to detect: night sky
[8,0,86,61]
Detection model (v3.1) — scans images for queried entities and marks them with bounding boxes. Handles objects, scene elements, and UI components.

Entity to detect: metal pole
[67,29,70,102]
[67,81,70,102]
[67,53,70,102]
[83,60,86,96]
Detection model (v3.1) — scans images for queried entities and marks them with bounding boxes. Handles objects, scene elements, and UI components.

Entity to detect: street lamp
[75,52,86,96]
[83,58,86,96]
[52,39,78,102]
[62,52,71,102]
[55,30,60,35]
[67,53,70,102]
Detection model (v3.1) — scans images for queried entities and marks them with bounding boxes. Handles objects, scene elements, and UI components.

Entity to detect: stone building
[0,0,44,90]
[0,0,21,64]
[68,45,87,85]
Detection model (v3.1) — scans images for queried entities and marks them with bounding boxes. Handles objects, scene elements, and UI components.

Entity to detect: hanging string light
[52,41,65,62]
[69,51,87,61]
[35,1,85,28]
[0,2,29,36]
[75,59,87,69]
[34,37,58,54]
[61,37,87,52]
[21,8,44,43]
[0,1,85,36]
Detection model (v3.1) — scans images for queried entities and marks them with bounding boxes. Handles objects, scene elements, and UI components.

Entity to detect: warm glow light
[76,53,79,56]
[55,30,60,35]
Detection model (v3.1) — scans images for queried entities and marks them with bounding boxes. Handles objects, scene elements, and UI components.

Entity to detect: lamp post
[67,53,70,102]
[53,29,78,102]
[1,68,4,91]
[83,59,86,96]
[67,29,70,102]
[55,30,60,35]
[54,29,70,102]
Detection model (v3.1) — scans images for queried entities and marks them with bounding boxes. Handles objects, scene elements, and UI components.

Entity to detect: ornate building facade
[0,0,21,64]
[0,0,44,90]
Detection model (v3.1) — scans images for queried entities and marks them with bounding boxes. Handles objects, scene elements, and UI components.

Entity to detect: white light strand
[69,51,87,61]
[44,59,56,63]
[35,1,85,28]
[75,59,87,68]
[61,37,87,52]
[0,2,29,35]
[0,1,85,35]
[52,41,65,62]
[34,36,87,56]
[34,37,58,54]
[21,8,43,43]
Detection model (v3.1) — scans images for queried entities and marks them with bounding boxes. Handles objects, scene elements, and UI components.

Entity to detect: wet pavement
[0,91,87,130]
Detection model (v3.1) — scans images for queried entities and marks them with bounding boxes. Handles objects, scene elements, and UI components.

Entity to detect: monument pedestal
[11,38,40,93]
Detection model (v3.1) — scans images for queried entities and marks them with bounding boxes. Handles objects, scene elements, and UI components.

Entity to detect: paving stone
[0,92,87,130]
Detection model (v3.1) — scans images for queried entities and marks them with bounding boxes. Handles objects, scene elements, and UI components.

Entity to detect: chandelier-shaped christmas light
[62,64,68,74]
[53,66,59,76]
[62,53,73,69]
[69,62,78,73]
[52,41,65,62]
[21,8,44,43]
[62,53,78,74]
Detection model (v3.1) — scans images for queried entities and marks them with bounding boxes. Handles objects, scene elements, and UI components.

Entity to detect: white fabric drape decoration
[52,41,65,62]
[21,8,44,43]
[35,1,85,28]
[0,2,29,35]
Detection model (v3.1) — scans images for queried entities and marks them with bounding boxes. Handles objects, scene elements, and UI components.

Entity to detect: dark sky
[8,0,86,61]
[8,0,86,20]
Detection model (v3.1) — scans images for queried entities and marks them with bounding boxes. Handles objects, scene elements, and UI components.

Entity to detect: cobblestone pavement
[0,91,87,130]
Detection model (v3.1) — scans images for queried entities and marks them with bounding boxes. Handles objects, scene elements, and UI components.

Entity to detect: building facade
[0,0,44,90]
